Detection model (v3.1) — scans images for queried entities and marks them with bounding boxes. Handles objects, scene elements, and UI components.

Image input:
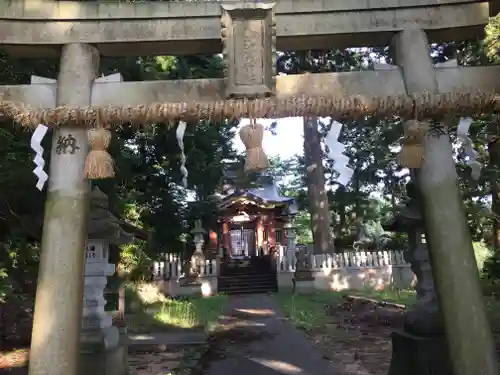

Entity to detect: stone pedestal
[388,330,452,375]
[79,335,128,375]
[404,227,444,337]
[179,259,203,296]
[292,278,315,295]
[81,241,127,375]
[293,248,315,294]
[178,282,203,296]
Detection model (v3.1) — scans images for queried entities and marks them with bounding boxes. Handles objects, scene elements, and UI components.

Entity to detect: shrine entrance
[216,173,293,293]
[0,1,498,375]
[229,227,256,258]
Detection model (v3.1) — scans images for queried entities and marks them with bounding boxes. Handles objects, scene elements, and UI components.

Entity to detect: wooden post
[118,284,125,320]
[29,43,99,375]
[256,216,264,249]
[268,212,276,247]
[392,28,498,375]
[222,220,230,255]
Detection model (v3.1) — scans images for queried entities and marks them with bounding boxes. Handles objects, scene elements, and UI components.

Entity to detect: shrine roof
[218,176,298,215]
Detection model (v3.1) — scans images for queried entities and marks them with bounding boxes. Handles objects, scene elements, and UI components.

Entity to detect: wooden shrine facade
[216,183,297,258]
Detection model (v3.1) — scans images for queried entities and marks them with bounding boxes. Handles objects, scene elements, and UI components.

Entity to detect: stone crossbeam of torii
[0,1,497,375]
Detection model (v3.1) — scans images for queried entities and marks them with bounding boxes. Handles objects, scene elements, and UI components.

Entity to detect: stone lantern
[80,187,133,375]
[283,215,297,256]
[383,181,452,375]
[292,246,315,295]
[179,219,206,288]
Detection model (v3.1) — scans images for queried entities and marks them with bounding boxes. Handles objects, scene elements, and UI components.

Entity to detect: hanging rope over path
[0,91,498,128]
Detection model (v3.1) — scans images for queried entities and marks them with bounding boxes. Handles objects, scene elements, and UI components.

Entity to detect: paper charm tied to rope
[176,121,188,188]
[31,124,49,191]
[324,121,354,186]
[457,117,482,180]
[239,118,269,173]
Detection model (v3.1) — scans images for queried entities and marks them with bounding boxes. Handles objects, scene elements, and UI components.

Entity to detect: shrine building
[215,173,297,258]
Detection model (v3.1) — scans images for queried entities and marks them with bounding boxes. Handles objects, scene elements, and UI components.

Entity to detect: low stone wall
[151,264,412,297]
[149,250,412,297]
[278,264,413,291]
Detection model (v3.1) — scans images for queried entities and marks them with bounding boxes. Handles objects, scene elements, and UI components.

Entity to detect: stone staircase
[217,257,277,294]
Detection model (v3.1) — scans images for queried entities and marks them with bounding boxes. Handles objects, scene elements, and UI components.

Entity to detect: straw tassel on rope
[396,119,429,169]
[239,118,269,173]
[84,127,115,179]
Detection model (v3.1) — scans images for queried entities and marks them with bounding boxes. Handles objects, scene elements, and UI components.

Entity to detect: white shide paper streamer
[30,124,49,191]
[457,117,482,180]
[176,121,188,188]
[324,121,354,186]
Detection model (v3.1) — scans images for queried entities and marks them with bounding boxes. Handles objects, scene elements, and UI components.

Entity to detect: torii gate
[0,1,498,375]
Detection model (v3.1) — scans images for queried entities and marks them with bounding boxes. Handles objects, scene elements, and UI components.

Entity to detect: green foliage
[275,290,343,330]
[485,14,500,64]
[124,284,228,332]
[154,294,228,331]
[350,287,416,306]
[474,242,493,275]
[119,243,152,283]
[0,266,10,302]
[294,211,313,244]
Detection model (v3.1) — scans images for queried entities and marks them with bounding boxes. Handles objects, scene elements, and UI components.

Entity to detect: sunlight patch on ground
[235,308,276,316]
[217,318,267,329]
[250,358,304,374]
[0,349,29,368]
[127,334,156,341]
[125,285,228,331]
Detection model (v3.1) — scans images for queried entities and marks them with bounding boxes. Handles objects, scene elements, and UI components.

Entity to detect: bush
[118,243,152,283]
[474,241,492,275]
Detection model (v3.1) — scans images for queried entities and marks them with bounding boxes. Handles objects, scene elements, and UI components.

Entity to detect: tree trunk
[354,165,361,218]
[384,168,395,213]
[303,117,334,253]
[489,138,500,251]
[337,186,346,239]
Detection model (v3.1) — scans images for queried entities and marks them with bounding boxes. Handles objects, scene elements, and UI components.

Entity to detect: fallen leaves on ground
[303,296,406,375]
[0,346,188,375]
[128,347,186,375]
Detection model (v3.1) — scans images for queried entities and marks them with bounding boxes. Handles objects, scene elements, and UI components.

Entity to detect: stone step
[217,273,277,294]
[218,283,278,294]
[218,273,276,280]
[218,275,276,285]
[218,281,277,290]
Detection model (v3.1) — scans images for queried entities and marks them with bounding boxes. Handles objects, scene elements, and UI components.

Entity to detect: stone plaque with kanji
[220,2,276,99]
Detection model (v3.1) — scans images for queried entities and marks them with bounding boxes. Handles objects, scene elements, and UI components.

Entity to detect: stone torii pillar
[29,44,99,375]
[391,28,498,375]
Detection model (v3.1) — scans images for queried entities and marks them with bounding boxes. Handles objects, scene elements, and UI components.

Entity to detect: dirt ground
[301,297,406,375]
[0,346,188,375]
[301,296,500,375]
[128,346,187,375]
